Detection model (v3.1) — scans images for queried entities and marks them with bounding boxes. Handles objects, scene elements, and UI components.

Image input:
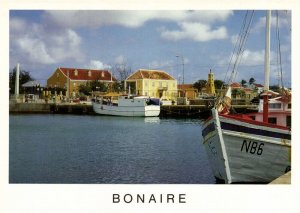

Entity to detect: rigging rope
[223,10,255,88]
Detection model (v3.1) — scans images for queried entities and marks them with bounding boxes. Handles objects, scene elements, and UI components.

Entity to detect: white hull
[202,109,291,183]
[92,102,160,117]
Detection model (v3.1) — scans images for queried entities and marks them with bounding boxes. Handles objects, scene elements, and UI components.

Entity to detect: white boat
[202,11,291,183]
[92,94,160,117]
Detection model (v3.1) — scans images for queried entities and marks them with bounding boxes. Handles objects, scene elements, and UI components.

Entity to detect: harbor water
[9,114,215,184]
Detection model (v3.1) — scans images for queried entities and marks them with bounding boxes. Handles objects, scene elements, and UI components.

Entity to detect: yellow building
[125,69,178,101]
[47,67,116,97]
[206,69,216,95]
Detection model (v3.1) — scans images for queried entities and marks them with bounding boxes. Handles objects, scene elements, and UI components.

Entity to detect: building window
[73,82,76,87]
[152,82,155,87]
[288,103,291,109]
[269,103,281,109]
[88,70,92,77]
[145,92,148,96]
[101,72,105,77]
[159,82,162,87]
[56,72,59,78]
[286,116,291,128]
[74,70,78,76]
[145,81,148,87]
[268,117,277,124]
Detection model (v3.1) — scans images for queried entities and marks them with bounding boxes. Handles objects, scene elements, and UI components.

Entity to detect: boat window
[269,103,281,109]
[268,117,277,124]
[286,116,291,128]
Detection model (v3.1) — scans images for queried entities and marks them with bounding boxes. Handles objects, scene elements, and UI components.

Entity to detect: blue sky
[9,10,291,87]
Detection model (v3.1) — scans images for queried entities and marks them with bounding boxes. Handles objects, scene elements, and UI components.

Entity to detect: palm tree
[241,79,247,87]
[249,77,256,85]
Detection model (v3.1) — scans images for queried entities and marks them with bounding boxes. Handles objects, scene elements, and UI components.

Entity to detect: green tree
[241,79,247,87]
[89,80,108,93]
[214,80,225,89]
[78,84,92,96]
[232,89,245,99]
[111,81,123,93]
[78,80,109,96]
[249,77,256,85]
[269,85,280,93]
[193,79,207,92]
[9,67,34,94]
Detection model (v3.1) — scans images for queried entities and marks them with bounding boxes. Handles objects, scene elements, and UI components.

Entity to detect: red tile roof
[127,69,175,80]
[253,83,264,87]
[178,84,197,90]
[59,67,117,81]
[230,82,241,88]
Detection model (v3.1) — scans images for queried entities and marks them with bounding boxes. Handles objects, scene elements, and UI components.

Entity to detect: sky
[9,10,291,87]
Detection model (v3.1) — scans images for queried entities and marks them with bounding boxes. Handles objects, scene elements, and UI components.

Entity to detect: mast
[263,10,271,123]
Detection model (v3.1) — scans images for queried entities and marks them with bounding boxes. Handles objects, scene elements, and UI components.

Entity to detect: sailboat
[201,11,291,183]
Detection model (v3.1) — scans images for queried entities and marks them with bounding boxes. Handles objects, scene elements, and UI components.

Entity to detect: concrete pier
[269,171,291,184]
[9,102,257,118]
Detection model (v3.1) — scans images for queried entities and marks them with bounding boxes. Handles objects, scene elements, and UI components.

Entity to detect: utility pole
[67,70,70,99]
[14,63,20,98]
[176,55,184,84]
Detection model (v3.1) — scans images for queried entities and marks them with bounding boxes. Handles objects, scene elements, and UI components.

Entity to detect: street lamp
[176,55,185,84]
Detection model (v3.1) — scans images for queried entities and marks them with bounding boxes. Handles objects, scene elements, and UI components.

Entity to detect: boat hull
[202,109,291,183]
[92,102,160,117]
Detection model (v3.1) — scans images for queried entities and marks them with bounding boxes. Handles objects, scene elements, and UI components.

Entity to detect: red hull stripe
[220,114,290,130]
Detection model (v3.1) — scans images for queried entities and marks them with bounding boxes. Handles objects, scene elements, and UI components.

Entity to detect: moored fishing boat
[201,11,291,183]
[92,94,160,117]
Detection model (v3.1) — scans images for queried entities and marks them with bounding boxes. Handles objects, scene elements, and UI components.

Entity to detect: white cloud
[42,11,232,43]
[217,49,276,67]
[230,34,239,45]
[148,60,174,69]
[10,17,27,35]
[43,10,233,29]
[160,22,228,42]
[17,37,55,64]
[10,17,84,66]
[85,60,111,70]
[252,11,291,32]
[114,55,126,64]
